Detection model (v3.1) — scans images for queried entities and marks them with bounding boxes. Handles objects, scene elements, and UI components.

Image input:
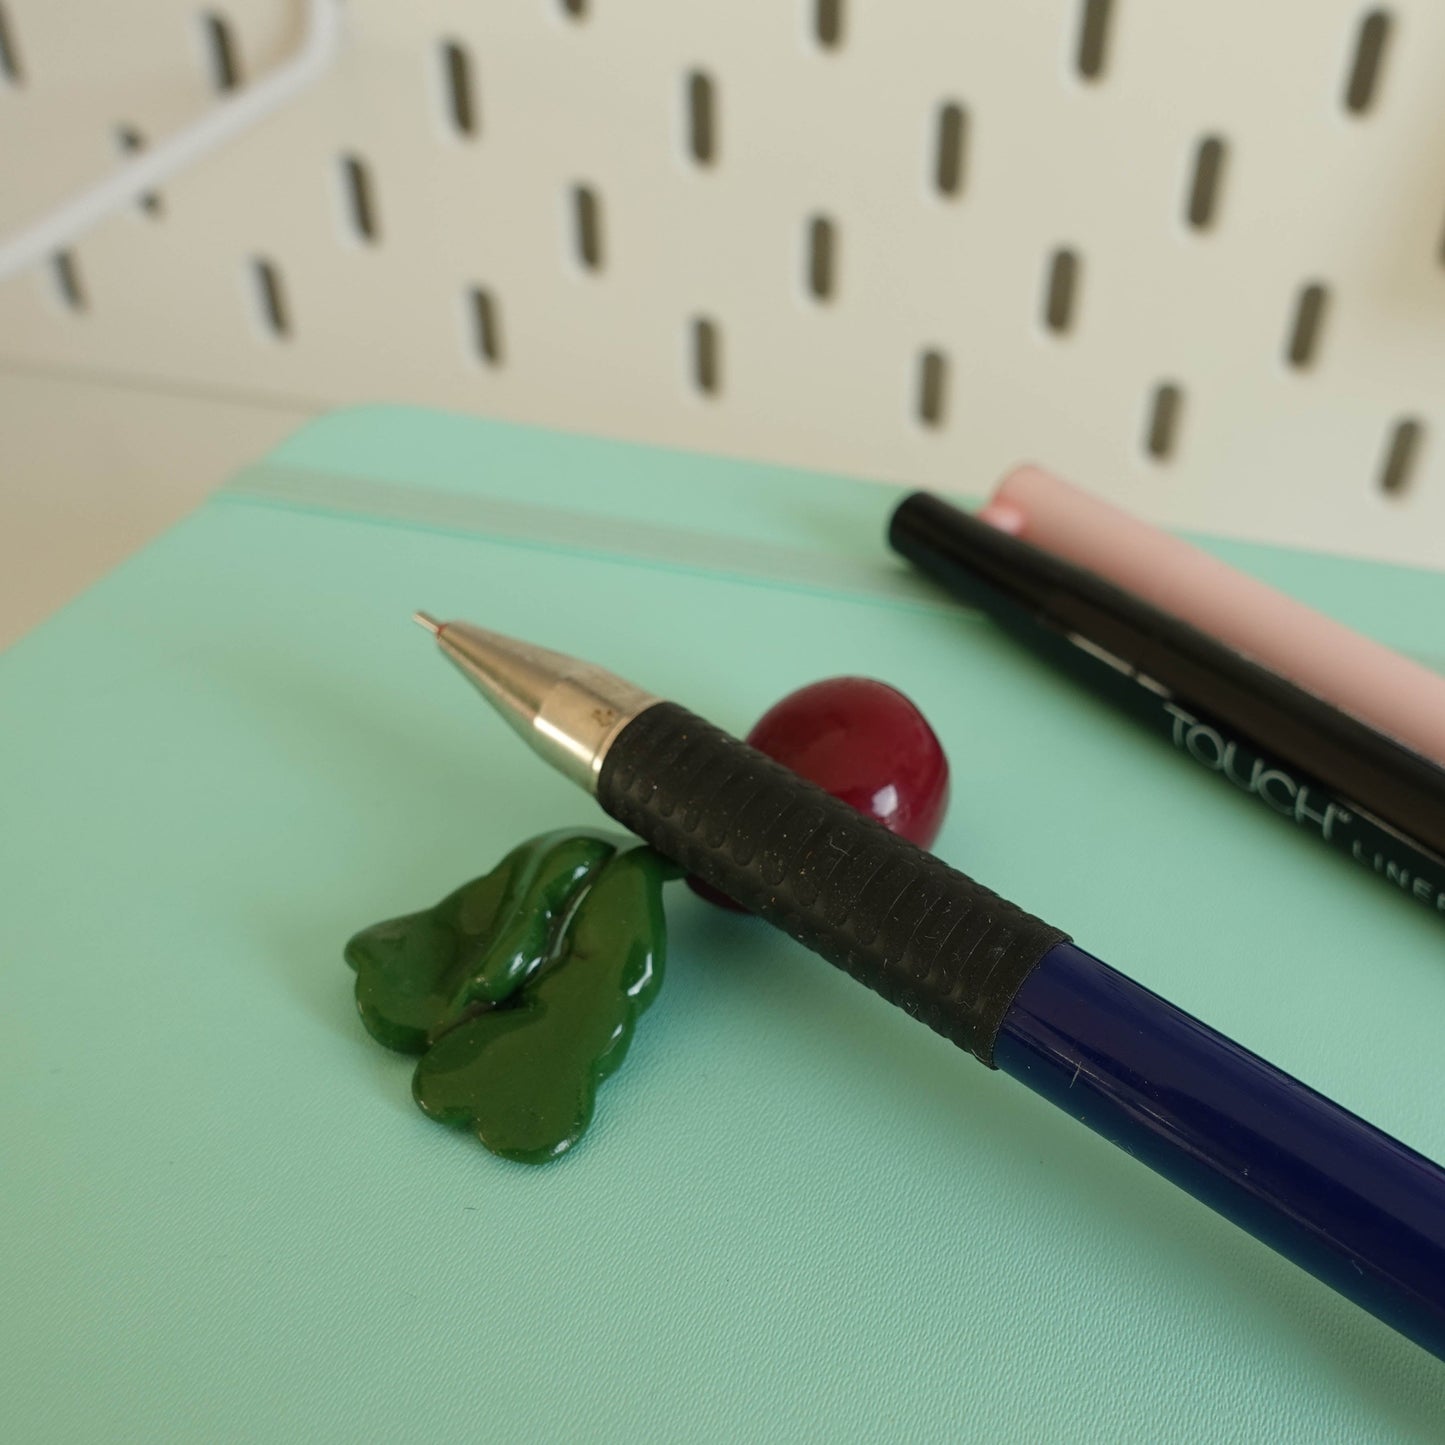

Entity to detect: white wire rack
[2,0,1444,566]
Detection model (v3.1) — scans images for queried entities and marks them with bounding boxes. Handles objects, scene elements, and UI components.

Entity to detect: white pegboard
[2,0,1445,567]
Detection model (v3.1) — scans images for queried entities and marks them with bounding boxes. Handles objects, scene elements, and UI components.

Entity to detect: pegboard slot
[933,103,967,198]
[690,316,721,395]
[251,258,290,337]
[1378,417,1422,496]
[340,155,380,243]
[440,40,478,138]
[558,0,587,21]
[1075,0,1114,81]
[0,2,23,85]
[686,71,717,167]
[1344,10,1392,114]
[1185,136,1228,231]
[1043,248,1080,333]
[814,0,845,51]
[468,287,501,364]
[1145,382,1184,459]
[51,252,84,311]
[1285,282,1329,368]
[916,349,948,428]
[201,11,241,92]
[115,127,162,216]
[806,215,837,301]
[571,184,603,271]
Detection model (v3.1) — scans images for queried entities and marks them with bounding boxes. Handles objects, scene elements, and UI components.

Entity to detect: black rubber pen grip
[597,701,1067,1065]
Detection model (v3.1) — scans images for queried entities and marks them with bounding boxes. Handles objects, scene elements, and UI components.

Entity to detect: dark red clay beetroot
[688,677,951,910]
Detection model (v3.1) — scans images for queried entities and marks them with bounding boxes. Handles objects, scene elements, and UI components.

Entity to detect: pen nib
[413,611,442,635]
[416,620,660,794]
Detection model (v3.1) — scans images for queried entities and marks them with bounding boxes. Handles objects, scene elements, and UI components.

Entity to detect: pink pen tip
[413,611,442,635]
[977,499,1028,536]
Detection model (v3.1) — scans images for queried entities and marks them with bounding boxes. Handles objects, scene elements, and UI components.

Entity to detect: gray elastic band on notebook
[221,463,965,618]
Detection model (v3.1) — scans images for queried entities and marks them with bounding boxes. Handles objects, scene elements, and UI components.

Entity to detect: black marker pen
[889,492,1445,919]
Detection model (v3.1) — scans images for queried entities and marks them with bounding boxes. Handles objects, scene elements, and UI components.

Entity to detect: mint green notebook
[4,407,1444,1441]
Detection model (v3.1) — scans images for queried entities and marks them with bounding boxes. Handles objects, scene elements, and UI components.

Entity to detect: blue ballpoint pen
[418,615,1445,1362]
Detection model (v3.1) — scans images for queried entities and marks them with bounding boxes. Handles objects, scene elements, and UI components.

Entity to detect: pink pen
[981,466,1445,770]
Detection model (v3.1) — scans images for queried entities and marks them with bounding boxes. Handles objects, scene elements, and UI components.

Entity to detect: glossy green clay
[345,829,617,1053]
[413,845,679,1163]
[346,833,681,1163]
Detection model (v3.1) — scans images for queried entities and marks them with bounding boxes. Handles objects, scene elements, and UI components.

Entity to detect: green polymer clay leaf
[344,830,617,1053]
[411,846,679,1164]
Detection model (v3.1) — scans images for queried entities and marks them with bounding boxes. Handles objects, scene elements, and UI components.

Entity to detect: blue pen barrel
[994,942,1445,1360]
[994,942,1445,1358]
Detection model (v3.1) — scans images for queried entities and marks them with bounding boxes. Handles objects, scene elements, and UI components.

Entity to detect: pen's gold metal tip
[413,611,442,635]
